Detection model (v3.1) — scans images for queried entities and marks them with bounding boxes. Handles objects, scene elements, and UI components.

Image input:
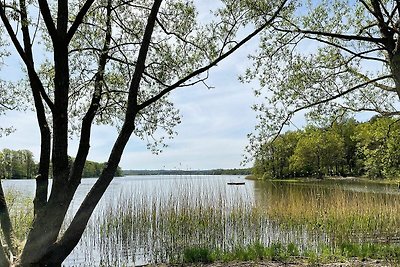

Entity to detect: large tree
[244,0,400,154]
[0,0,286,265]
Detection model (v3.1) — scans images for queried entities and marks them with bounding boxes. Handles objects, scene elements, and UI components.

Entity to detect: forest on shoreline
[0,148,249,179]
[253,116,400,180]
[123,168,251,176]
[0,148,123,179]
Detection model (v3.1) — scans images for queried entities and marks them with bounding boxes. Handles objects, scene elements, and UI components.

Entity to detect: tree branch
[0,2,55,113]
[272,75,393,140]
[125,0,166,116]
[138,0,289,111]
[304,35,388,63]
[37,0,58,41]
[350,70,397,92]
[359,0,379,21]
[67,0,96,43]
[396,0,400,18]
[274,26,386,44]
[370,0,394,46]
[19,0,52,215]
[68,0,113,189]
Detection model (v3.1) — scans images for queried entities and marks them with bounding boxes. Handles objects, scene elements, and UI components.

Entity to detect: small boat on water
[227,182,245,185]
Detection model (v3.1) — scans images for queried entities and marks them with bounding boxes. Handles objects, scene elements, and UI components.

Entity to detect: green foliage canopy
[253,117,400,179]
[243,0,400,155]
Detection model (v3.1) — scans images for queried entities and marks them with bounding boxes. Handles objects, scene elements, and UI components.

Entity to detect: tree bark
[0,180,15,259]
[0,238,10,267]
[20,184,72,265]
[51,0,70,194]
[37,0,163,262]
[41,122,136,264]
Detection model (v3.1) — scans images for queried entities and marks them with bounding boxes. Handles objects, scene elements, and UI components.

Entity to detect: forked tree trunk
[19,183,74,266]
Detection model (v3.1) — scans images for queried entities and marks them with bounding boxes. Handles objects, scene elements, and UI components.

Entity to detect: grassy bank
[250,174,400,184]
[179,242,400,264]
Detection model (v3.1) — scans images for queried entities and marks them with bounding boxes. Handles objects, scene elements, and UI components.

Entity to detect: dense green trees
[253,131,300,179]
[354,117,400,178]
[0,149,122,179]
[244,0,400,175]
[253,117,400,179]
[0,149,36,179]
[82,160,123,178]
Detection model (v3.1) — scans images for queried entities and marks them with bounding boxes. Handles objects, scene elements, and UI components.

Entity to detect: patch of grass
[337,242,400,261]
[197,243,299,263]
[183,247,214,263]
[4,189,33,244]
[215,243,400,264]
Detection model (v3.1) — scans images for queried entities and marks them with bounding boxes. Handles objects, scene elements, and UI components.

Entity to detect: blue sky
[0,32,261,170]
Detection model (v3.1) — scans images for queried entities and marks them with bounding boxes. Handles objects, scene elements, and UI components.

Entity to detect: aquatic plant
[262,182,400,245]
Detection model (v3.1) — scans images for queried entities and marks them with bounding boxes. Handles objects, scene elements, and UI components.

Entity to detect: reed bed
[77,181,268,265]
[75,179,400,265]
[0,189,34,254]
[3,179,399,266]
[262,182,400,245]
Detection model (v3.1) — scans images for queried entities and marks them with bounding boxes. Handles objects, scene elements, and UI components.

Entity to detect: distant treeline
[0,148,123,179]
[123,168,251,176]
[253,117,400,179]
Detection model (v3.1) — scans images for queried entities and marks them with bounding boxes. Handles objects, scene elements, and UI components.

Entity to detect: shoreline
[149,259,392,266]
[246,175,400,185]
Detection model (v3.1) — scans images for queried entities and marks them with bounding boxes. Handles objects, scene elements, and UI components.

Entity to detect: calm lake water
[3,176,400,266]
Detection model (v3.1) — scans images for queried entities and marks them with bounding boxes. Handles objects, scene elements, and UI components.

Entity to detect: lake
[3,176,400,266]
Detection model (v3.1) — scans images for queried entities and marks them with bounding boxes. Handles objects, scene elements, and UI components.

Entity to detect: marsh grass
[0,188,34,254]
[0,178,390,266]
[181,242,400,264]
[79,181,268,265]
[69,179,398,265]
[262,183,400,245]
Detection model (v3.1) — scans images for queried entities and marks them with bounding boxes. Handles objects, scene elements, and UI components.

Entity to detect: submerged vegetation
[252,117,400,180]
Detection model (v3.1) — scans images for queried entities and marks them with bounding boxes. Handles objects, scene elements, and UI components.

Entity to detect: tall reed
[261,182,400,246]
[1,188,34,253]
[78,181,266,265]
